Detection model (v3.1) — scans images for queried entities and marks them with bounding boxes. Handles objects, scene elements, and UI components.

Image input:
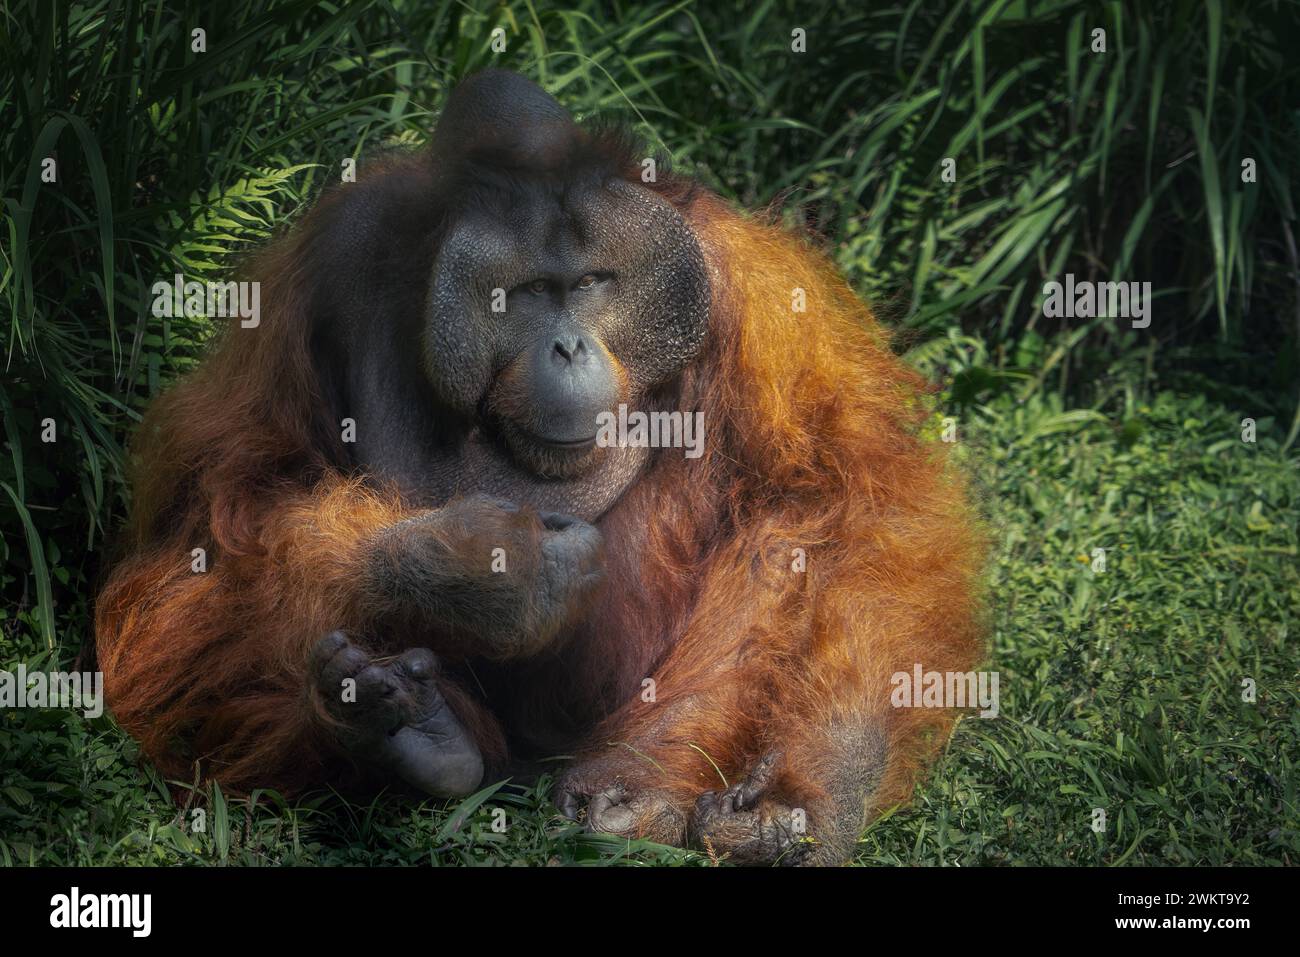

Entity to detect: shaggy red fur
[95,152,986,863]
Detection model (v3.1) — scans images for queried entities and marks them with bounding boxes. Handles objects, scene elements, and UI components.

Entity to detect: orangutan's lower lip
[543,434,598,449]
[529,433,598,452]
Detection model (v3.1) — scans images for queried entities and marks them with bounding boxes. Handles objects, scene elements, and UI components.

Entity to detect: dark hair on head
[438,116,699,218]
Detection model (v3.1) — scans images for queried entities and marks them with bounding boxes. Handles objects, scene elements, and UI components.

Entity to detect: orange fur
[95,160,985,860]
[541,192,987,859]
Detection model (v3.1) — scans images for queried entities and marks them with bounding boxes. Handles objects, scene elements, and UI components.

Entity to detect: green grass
[3,387,1295,865]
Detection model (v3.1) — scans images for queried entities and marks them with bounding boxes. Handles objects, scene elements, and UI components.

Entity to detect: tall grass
[2,0,1298,654]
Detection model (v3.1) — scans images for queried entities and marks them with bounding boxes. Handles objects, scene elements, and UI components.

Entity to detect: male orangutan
[95,70,985,865]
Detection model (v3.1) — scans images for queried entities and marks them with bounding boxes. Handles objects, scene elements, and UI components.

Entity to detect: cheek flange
[423,220,525,416]
[591,180,712,390]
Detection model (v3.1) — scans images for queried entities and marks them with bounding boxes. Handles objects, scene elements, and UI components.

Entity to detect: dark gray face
[319,70,711,522]
[425,176,709,482]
